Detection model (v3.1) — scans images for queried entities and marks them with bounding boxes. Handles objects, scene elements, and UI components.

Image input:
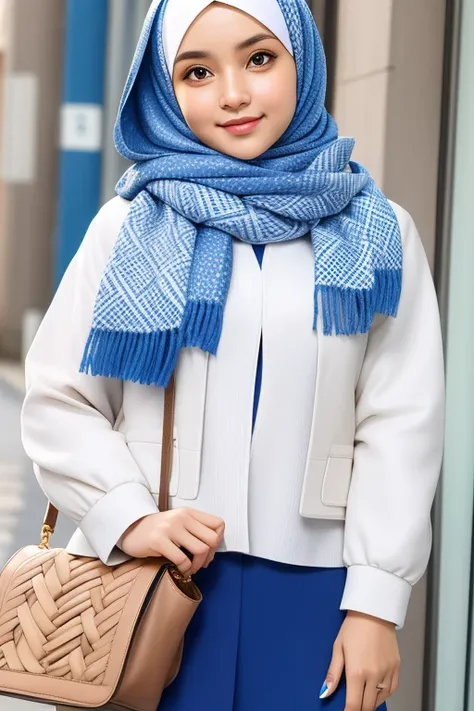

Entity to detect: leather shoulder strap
[158,373,175,513]
[43,373,176,535]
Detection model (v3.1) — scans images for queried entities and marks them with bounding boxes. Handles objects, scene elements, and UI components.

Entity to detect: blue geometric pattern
[81,0,402,387]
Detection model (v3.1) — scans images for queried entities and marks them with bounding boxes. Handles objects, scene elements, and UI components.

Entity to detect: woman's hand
[118,508,225,577]
[321,611,400,710]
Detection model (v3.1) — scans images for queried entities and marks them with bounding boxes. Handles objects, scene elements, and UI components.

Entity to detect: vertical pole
[101,0,151,204]
[101,0,134,205]
[133,0,153,42]
[55,0,108,286]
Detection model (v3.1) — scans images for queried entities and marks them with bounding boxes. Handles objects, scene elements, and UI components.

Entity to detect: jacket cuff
[79,482,159,565]
[340,565,412,629]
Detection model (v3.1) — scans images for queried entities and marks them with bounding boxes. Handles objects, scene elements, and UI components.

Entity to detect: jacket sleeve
[340,204,445,629]
[21,197,159,566]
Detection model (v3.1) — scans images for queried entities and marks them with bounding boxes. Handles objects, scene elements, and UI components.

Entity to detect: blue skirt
[159,553,387,710]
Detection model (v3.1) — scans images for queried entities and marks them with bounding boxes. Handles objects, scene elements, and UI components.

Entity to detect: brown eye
[184,66,212,82]
[249,51,275,68]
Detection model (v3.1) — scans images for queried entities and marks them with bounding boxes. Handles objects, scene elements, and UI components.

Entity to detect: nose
[219,68,251,111]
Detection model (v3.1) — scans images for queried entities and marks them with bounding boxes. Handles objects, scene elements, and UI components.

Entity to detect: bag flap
[0,545,164,708]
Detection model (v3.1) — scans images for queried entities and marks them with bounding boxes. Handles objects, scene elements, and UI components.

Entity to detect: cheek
[175,88,215,131]
[256,68,297,121]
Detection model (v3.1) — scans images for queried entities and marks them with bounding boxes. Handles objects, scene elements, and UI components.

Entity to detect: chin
[217,141,272,161]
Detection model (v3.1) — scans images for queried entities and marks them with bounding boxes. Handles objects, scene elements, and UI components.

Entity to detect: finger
[203,550,216,568]
[344,672,364,711]
[383,667,399,704]
[173,530,211,574]
[189,509,225,531]
[390,667,399,694]
[372,668,398,708]
[320,639,344,699]
[156,539,193,577]
[361,676,380,711]
[375,676,393,708]
[185,517,223,549]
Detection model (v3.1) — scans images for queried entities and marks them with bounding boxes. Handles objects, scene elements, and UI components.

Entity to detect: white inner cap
[162,0,294,76]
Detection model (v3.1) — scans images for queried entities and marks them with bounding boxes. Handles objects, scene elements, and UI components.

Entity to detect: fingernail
[319,682,330,699]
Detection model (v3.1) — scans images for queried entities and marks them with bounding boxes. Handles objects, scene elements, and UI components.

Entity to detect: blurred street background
[0,0,472,710]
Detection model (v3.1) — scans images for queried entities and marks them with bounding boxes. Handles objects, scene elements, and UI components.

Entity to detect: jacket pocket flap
[321,456,353,507]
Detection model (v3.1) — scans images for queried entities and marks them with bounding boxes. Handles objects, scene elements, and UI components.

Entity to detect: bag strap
[39,374,176,548]
[158,373,175,513]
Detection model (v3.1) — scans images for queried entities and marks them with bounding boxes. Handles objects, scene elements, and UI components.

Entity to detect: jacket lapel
[174,347,210,499]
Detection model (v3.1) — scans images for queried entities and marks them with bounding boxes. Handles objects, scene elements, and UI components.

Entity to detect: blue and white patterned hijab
[81,0,402,388]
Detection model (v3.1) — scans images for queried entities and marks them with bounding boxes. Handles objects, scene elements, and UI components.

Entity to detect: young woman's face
[172,2,297,160]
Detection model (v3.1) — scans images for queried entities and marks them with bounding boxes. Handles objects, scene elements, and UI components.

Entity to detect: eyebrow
[174,33,277,64]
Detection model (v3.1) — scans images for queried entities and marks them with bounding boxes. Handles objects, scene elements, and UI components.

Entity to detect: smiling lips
[219,115,264,135]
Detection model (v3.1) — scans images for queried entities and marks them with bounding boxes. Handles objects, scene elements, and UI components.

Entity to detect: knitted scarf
[81,0,402,388]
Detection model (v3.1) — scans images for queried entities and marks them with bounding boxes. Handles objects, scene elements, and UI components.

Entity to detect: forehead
[179,3,274,45]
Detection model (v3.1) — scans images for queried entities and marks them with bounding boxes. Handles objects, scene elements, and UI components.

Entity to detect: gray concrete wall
[384,0,446,269]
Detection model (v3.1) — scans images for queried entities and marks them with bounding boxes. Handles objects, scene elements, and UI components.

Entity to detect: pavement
[0,361,74,711]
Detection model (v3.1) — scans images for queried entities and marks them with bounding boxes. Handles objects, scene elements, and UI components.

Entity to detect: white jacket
[21,196,445,628]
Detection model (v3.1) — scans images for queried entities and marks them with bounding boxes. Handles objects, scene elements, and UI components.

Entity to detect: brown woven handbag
[0,373,202,711]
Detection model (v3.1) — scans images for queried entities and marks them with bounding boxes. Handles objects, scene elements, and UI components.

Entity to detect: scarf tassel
[314,269,402,336]
[81,268,400,386]
[182,300,224,352]
[80,300,224,387]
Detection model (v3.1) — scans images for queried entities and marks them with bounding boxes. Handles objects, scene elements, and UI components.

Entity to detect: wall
[384,0,446,270]
[0,0,8,50]
[0,0,11,333]
[333,0,445,269]
[331,1,446,710]
[333,0,393,187]
[0,0,64,358]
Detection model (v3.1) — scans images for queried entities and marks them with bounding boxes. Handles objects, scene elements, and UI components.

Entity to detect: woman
[21,0,445,709]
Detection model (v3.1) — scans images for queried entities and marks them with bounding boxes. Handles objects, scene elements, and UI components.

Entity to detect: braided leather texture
[0,545,200,710]
[0,547,145,683]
